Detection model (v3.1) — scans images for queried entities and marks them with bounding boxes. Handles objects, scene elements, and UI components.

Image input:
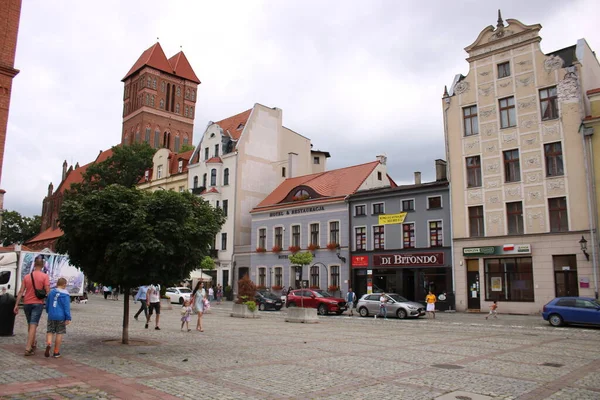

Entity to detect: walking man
[145,284,161,330]
[425,290,437,319]
[346,288,356,316]
[378,292,388,320]
[133,285,149,321]
[14,257,50,356]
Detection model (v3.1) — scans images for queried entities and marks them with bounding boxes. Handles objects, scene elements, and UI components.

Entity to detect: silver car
[356,293,425,319]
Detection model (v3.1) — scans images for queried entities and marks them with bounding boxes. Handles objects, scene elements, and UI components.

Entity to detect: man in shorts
[14,256,50,356]
[145,284,161,330]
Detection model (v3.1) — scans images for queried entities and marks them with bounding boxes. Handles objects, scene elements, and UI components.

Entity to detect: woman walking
[191,282,206,332]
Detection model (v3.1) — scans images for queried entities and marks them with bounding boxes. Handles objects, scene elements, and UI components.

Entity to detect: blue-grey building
[249,158,394,295]
[346,160,453,306]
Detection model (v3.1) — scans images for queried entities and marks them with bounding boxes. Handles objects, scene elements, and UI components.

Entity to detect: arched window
[174,134,180,152]
[152,79,157,89]
[184,106,188,117]
[147,76,151,87]
[161,81,165,92]
[166,83,171,110]
[175,103,180,114]
[176,86,181,96]
[191,90,195,101]
[190,106,194,118]
[210,169,217,186]
[145,94,149,105]
[183,134,189,146]
[223,168,229,185]
[145,127,151,143]
[154,129,160,148]
[163,131,171,149]
[135,131,140,143]
[193,176,198,188]
[293,189,311,201]
[159,99,164,109]
[151,95,155,107]
[186,88,190,99]
[202,173,207,188]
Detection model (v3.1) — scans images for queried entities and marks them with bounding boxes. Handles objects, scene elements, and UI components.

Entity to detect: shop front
[351,250,453,309]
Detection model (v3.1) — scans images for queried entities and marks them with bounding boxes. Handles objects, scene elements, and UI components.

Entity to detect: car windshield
[313,290,333,298]
[178,288,192,294]
[388,294,409,302]
[261,292,280,300]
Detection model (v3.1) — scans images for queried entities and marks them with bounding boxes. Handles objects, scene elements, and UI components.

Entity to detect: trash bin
[0,293,17,336]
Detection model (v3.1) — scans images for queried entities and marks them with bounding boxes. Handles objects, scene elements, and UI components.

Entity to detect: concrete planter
[285,307,319,323]
[231,303,260,319]
[160,298,172,310]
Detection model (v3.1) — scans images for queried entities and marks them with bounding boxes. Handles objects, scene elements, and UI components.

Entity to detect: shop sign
[378,212,407,225]
[463,244,531,256]
[269,206,325,217]
[373,252,444,267]
[351,255,369,267]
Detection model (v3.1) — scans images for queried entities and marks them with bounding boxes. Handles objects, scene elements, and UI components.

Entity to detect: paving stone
[574,371,600,389]
[544,387,600,400]
[140,375,264,400]
[320,382,443,400]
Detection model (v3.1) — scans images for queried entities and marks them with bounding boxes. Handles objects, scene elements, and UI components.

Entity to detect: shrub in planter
[307,243,320,251]
[272,245,282,253]
[326,242,339,251]
[288,245,301,253]
[244,300,257,312]
[224,285,233,301]
[236,275,257,304]
[256,247,266,253]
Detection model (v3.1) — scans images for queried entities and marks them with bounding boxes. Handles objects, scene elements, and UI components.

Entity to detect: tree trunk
[122,286,130,344]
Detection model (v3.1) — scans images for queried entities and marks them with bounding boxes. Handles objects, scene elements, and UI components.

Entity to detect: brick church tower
[121,43,200,152]
[0,0,22,208]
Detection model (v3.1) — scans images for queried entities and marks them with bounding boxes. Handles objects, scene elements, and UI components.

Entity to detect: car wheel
[259,303,266,311]
[178,297,184,305]
[548,313,564,327]
[287,302,296,308]
[275,306,282,311]
[318,304,328,315]
[359,307,369,317]
[396,308,407,319]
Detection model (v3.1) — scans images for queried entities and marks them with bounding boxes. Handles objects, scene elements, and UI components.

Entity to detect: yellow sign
[378,212,407,225]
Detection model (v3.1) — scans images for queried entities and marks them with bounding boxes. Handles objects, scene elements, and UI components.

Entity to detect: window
[282,167,286,177]
[403,223,415,248]
[223,168,229,185]
[355,227,366,251]
[159,99,164,109]
[147,76,151,87]
[313,156,320,164]
[377,171,382,180]
[135,131,140,143]
[292,225,300,247]
[275,267,282,287]
[329,221,340,245]
[274,227,283,248]
[466,156,482,188]
[355,205,366,216]
[402,199,415,212]
[373,225,385,250]
[540,86,558,120]
[145,128,151,143]
[152,79,156,89]
[178,160,183,173]
[499,97,516,128]
[145,94,149,105]
[549,197,568,232]
[429,221,443,247]
[469,206,484,237]
[191,90,196,101]
[175,104,180,114]
[372,203,384,215]
[185,107,189,117]
[202,173,207,188]
[161,81,165,92]
[210,169,217,186]
[330,266,340,289]
[157,165,163,179]
[176,86,181,97]
[545,142,564,177]
[179,186,184,193]
[463,105,479,136]
[503,149,521,182]
[428,196,442,209]
[154,130,160,147]
[193,176,198,188]
[310,223,319,246]
[222,200,228,217]
[258,268,266,287]
[497,62,511,78]
[174,136,180,152]
[190,107,194,118]
[185,89,190,99]
[310,266,319,288]
[485,257,533,302]
[258,228,266,249]
[214,144,219,158]
[507,201,524,235]
[151,95,155,107]
[221,233,227,250]
[204,147,209,160]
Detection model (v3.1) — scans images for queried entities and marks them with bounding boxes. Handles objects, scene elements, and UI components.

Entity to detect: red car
[286,289,347,315]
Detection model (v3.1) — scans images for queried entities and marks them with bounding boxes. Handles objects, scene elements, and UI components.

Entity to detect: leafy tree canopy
[200,255,215,271]
[289,251,313,267]
[179,144,195,152]
[0,211,41,245]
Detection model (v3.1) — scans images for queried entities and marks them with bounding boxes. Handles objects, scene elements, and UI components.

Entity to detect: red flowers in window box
[326,242,339,251]
[288,245,301,253]
[271,285,283,291]
[256,285,267,290]
[307,243,320,251]
[256,247,266,253]
[328,285,339,292]
[272,245,282,253]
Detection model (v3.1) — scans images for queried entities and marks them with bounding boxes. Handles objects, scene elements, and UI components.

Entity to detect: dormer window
[144,170,149,181]
[237,123,244,130]
[178,160,183,173]
[292,189,310,201]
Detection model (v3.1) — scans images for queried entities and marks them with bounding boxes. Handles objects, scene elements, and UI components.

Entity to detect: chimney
[47,183,54,196]
[376,154,387,165]
[62,160,68,181]
[435,159,447,181]
[414,171,421,185]
[287,152,298,178]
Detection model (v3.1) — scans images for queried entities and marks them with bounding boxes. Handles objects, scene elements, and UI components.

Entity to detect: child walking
[45,278,72,358]
[486,301,498,319]
[180,300,192,332]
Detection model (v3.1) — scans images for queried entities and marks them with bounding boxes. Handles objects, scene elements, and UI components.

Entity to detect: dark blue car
[542,297,600,327]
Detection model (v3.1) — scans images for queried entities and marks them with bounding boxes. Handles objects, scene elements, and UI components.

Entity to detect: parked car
[286,289,347,315]
[164,287,192,305]
[255,290,283,311]
[542,297,600,327]
[356,293,425,319]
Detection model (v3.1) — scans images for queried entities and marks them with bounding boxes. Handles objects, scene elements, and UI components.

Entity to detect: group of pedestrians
[133,284,162,330]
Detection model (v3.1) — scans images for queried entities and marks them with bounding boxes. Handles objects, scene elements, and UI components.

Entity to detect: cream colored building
[137,148,193,193]
[187,103,329,289]
[443,13,600,314]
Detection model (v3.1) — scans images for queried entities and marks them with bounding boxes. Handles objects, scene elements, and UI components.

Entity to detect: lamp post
[580,236,590,261]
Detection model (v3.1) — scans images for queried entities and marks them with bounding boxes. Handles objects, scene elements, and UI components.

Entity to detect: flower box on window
[328,285,339,292]
[256,247,266,253]
[271,285,283,291]
[326,242,339,251]
[272,245,282,253]
[307,243,320,251]
[256,285,267,290]
[288,245,301,253]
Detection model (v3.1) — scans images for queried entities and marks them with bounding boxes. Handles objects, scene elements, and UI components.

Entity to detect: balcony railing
[191,186,206,195]
[209,249,218,258]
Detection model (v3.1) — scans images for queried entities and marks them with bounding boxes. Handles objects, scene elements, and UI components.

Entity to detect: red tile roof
[168,52,201,84]
[253,161,385,212]
[169,149,194,175]
[206,157,223,164]
[54,149,114,194]
[26,227,63,245]
[200,187,219,195]
[214,109,252,141]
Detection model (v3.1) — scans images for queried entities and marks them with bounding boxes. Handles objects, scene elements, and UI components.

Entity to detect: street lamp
[580,236,590,261]
[335,247,346,263]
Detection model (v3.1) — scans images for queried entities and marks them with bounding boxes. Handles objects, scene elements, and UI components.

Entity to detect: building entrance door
[402,271,415,301]
[466,259,480,310]
[555,271,579,297]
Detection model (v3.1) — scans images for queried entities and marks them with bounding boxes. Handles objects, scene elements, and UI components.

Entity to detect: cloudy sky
[4,0,600,217]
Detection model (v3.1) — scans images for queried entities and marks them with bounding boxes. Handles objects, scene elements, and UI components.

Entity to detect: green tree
[179,144,195,152]
[0,211,41,245]
[57,186,224,343]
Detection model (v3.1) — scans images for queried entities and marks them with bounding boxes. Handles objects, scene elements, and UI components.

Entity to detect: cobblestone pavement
[1,297,599,399]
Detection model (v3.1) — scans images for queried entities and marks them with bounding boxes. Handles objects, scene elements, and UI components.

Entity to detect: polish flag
[503,244,515,251]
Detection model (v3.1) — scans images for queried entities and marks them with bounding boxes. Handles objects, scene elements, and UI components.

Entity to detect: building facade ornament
[506,186,521,197]
[518,96,536,110]
[524,136,537,146]
[525,172,542,183]
[464,140,479,150]
[480,107,496,118]
[517,76,533,87]
[542,124,560,136]
[525,155,540,166]
[454,81,470,95]
[527,211,545,228]
[468,190,483,200]
[544,55,564,73]
[486,144,497,153]
[487,180,500,189]
[498,80,512,88]
[486,162,500,173]
[478,85,494,97]
[527,191,541,200]
[503,132,517,143]
[547,179,565,191]
[557,72,580,102]
[488,195,500,203]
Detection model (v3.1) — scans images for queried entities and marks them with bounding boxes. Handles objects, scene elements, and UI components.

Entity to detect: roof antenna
[497,9,504,28]
[156,37,160,42]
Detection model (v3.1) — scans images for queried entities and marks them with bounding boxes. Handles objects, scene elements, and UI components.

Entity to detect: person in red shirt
[14,256,50,356]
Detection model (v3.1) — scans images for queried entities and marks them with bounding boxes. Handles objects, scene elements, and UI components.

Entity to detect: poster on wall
[491,277,502,292]
[19,252,85,296]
